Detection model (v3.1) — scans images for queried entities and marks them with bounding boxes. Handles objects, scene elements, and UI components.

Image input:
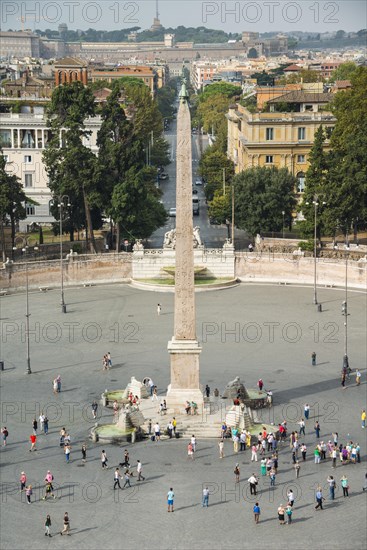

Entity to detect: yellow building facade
[227,101,336,194]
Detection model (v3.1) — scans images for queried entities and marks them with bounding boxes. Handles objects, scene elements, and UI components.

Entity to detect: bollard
[0,361,4,371]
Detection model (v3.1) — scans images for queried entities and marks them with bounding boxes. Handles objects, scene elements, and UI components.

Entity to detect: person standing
[218,440,224,459]
[101,450,108,469]
[32,418,38,435]
[361,409,366,429]
[191,435,196,452]
[298,419,305,436]
[187,442,194,460]
[278,504,285,525]
[304,404,310,420]
[20,471,27,492]
[331,446,337,468]
[248,474,258,495]
[45,515,52,537]
[81,443,87,463]
[286,504,293,524]
[60,512,70,536]
[314,420,320,439]
[152,387,159,402]
[202,487,209,508]
[167,488,174,512]
[39,413,45,433]
[294,461,300,478]
[301,443,307,461]
[64,444,71,463]
[234,463,240,483]
[172,418,177,435]
[340,475,349,497]
[311,351,316,366]
[154,422,160,441]
[157,304,162,316]
[315,487,324,510]
[113,468,122,490]
[107,352,112,368]
[257,379,264,391]
[205,385,210,398]
[287,489,295,507]
[233,434,239,453]
[43,416,49,435]
[253,502,260,524]
[355,369,361,385]
[26,485,32,504]
[251,443,258,462]
[327,476,336,500]
[270,468,276,487]
[240,431,247,452]
[136,460,145,481]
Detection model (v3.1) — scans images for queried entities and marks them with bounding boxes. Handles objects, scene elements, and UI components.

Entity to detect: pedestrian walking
[202,487,209,507]
[45,515,52,537]
[81,443,87,463]
[157,303,162,316]
[304,403,310,420]
[43,416,49,435]
[113,468,122,490]
[101,450,108,469]
[59,427,66,447]
[26,485,32,504]
[1,427,9,446]
[253,502,260,524]
[251,444,258,462]
[136,460,145,481]
[341,475,349,497]
[64,444,71,463]
[187,442,194,460]
[233,434,239,453]
[361,409,366,429]
[107,352,112,368]
[53,378,58,394]
[191,434,196,452]
[29,433,37,452]
[32,418,38,435]
[218,440,224,459]
[151,387,159,402]
[260,457,267,476]
[167,488,174,512]
[278,504,285,525]
[298,418,305,436]
[20,471,27,492]
[355,369,361,385]
[91,401,98,419]
[311,351,316,366]
[205,384,210,398]
[60,512,70,535]
[248,474,258,495]
[286,504,293,524]
[314,420,320,438]
[315,487,324,510]
[123,470,131,488]
[294,461,300,478]
[44,470,54,490]
[234,463,240,483]
[327,476,336,500]
[331,446,337,468]
[257,379,264,391]
[42,482,56,500]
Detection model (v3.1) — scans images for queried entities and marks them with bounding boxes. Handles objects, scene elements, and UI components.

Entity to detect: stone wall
[235,253,367,289]
[1,250,366,292]
[0,253,132,291]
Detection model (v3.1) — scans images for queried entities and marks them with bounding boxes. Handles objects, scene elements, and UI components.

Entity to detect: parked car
[169,208,176,217]
[195,179,202,186]
[192,188,198,195]
[159,173,169,180]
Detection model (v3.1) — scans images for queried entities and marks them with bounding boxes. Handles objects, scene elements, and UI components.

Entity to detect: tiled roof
[268,91,334,104]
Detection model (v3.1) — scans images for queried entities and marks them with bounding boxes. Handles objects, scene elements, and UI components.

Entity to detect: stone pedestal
[167,338,203,411]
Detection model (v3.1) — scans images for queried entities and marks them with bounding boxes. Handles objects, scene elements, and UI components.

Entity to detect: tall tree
[43,82,100,252]
[199,150,234,201]
[299,126,329,238]
[233,167,297,237]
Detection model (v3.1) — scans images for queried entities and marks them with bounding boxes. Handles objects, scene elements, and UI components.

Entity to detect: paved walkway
[0,284,366,549]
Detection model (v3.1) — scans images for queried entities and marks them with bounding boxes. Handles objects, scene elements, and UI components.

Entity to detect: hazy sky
[1,0,366,33]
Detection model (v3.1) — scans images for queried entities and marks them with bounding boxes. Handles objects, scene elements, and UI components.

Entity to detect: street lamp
[306,196,326,306]
[282,211,285,239]
[13,238,32,374]
[57,195,71,314]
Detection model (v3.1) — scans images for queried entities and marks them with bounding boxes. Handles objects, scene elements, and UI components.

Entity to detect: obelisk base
[167,338,203,413]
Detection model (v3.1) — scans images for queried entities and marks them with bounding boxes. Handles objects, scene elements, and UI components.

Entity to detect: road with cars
[148,118,249,249]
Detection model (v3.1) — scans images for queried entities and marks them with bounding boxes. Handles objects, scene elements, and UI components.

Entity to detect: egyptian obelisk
[166,80,203,411]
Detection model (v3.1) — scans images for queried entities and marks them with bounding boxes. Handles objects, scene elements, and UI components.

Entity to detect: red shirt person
[29,434,37,451]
